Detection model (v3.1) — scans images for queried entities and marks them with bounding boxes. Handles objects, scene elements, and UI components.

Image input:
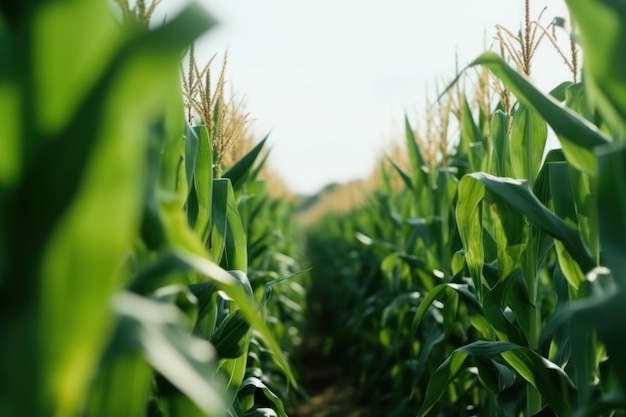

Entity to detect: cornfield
[0,2,306,416]
[1,0,626,417]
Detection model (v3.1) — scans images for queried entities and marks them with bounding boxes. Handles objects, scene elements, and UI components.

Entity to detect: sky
[160,0,573,195]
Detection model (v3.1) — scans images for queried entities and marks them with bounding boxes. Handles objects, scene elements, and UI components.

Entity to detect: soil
[290,384,364,417]
[287,332,367,417]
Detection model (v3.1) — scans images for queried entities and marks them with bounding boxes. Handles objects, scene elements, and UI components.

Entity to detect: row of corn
[0,1,307,417]
[305,0,626,415]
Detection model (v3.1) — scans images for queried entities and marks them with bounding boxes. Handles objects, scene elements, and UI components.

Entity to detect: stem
[588,174,600,264]
[439,170,451,278]
[524,232,542,416]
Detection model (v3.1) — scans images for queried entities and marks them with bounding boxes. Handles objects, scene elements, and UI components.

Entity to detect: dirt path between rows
[288,326,367,417]
[289,354,365,417]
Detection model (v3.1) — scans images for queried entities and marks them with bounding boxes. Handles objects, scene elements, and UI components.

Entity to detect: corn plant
[305,1,626,416]
[0,2,303,417]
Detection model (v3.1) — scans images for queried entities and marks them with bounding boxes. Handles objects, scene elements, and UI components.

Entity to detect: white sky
[160,0,573,195]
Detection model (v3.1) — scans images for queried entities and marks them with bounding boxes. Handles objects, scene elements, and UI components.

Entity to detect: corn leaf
[193,125,214,244]
[467,52,610,174]
[411,283,492,341]
[565,0,626,136]
[596,144,626,284]
[510,105,548,184]
[491,110,511,178]
[147,249,297,387]
[212,178,248,271]
[223,135,268,192]
[404,114,428,189]
[0,7,214,417]
[461,173,595,274]
[112,292,227,416]
[417,340,574,417]
[456,176,485,296]
[237,377,288,417]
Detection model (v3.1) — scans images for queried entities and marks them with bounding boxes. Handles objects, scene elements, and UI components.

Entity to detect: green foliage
[304,1,626,416]
[0,2,304,417]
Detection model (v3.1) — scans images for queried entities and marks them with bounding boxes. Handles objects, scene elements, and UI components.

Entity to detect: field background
[2,1,626,417]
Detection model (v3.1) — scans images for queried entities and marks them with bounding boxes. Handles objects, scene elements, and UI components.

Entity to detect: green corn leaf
[243,408,279,417]
[379,162,393,194]
[211,178,229,264]
[548,162,585,290]
[510,105,548,184]
[160,394,218,417]
[212,178,248,272]
[596,144,626,285]
[475,357,517,394]
[533,149,566,206]
[505,271,533,345]
[411,283,492,341]
[417,340,574,417]
[575,388,626,417]
[237,377,287,417]
[112,292,227,416]
[461,173,595,274]
[387,156,413,191]
[461,97,488,171]
[184,122,199,194]
[120,245,296,391]
[456,176,485,297]
[193,125,214,244]
[85,352,153,417]
[483,279,528,346]
[224,183,248,272]
[565,82,597,124]
[549,163,578,225]
[211,310,251,359]
[140,133,167,250]
[258,268,311,312]
[404,114,428,188]
[188,282,218,327]
[469,141,487,175]
[565,0,626,136]
[248,149,270,183]
[0,28,19,188]
[223,135,268,192]
[549,81,574,103]
[153,284,200,329]
[161,133,188,201]
[161,191,209,257]
[216,327,251,397]
[382,291,421,329]
[31,1,121,139]
[129,251,204,295]
[543,268,626,391]
[215,271,257,397]
[567,165,599,261]
[486,189,529,281]
[460,52,610,174]
[461,97,486,145]
[412,313,446,383]
[148,249,297,387]
[499,348,574,415]
[491,110,511,178]
[416,342,487,417]
[0,6,214,416]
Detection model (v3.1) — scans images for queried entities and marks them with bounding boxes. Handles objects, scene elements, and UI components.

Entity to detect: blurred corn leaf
[565,0,626,137]
[223,135,268,192]
[0,4,215,416]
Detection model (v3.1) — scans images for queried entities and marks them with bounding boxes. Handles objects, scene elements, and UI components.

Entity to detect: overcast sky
[160,0,573,195]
